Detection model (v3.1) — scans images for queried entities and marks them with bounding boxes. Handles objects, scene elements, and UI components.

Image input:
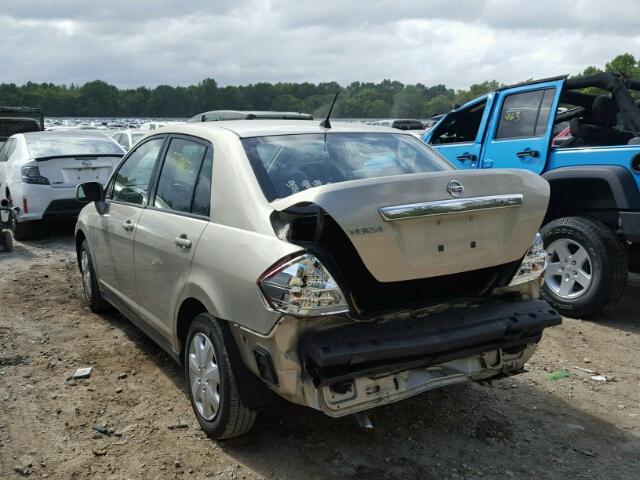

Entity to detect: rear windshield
[26,136,123,159]
[242,133,452,201]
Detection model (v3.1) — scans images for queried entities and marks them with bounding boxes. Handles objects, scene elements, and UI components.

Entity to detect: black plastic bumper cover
[43,199,88,219]
[300,300,560,383]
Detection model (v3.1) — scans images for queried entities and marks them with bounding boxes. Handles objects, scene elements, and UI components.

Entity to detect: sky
[1,0,639,90]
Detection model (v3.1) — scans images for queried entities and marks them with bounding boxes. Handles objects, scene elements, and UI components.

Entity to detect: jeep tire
[541,216,627,319]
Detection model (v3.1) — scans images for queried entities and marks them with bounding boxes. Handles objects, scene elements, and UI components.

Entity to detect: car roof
[22,130,111,140]
[189,110,314,122]
[162,120,404,139]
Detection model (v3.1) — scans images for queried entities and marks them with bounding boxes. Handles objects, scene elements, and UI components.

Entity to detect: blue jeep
[423,73,640,318]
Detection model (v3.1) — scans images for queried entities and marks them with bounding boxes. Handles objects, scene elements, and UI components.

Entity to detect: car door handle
[516,149,539,158]
[122,219,134,231]
[456,152,477,162]
[174,234,192,249]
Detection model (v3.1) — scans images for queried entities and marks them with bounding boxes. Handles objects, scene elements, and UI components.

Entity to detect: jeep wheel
[80,240,109,313]
[541,216,627,319]
[1,230,13,252]
[185,314,257,440]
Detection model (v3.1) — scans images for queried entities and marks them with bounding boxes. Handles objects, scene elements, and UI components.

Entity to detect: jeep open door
[425,96,494,169]
[475,79,563,174]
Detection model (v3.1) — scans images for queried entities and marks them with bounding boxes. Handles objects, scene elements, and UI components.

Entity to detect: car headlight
[258,253,349,316]
[509,233,547,286]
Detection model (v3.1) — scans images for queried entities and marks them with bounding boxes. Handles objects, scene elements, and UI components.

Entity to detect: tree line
[0,53,637,119]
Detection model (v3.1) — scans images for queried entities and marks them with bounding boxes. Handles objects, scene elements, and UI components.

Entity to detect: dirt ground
[1,225,639,480]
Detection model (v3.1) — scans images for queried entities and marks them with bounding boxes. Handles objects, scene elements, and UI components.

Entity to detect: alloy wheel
[188,332,221,421]
[544,238,593,299]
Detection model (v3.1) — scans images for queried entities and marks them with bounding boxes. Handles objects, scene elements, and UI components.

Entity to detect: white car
[0,131,124,239]
[111,130,146,151]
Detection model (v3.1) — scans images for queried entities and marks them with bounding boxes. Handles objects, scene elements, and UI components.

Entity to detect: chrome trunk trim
[379,194,523,221]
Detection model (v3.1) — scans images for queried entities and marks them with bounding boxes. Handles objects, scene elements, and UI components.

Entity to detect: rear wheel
[541,216,627,319]
[1,230,13,252]
[80,240,109,313]
[185,314,257,440]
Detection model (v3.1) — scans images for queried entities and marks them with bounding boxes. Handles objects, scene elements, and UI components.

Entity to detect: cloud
[0,1,637,89]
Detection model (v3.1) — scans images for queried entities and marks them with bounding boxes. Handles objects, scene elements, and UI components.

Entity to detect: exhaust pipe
[353,412,373,429]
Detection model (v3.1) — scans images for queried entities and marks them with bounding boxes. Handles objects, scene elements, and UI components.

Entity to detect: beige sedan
[75,120,559,439]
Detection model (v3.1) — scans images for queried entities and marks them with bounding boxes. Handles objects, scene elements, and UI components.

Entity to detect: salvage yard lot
[1,229,639,479]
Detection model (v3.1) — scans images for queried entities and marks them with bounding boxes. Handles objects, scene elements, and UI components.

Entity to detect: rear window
[242,132,452,201]
[26,136,123,159]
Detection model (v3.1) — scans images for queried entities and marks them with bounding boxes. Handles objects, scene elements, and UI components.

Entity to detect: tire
[541,216,627,319]
[79,239,110,313]
[1,230,12,252]
[185,314,257,440]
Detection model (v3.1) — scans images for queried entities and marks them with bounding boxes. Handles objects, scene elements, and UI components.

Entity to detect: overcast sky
[1,0,639,89]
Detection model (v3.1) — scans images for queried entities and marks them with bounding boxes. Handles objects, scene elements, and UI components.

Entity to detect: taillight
[22,197,29,214]
[258,253,349,316]
[21,166,49,185]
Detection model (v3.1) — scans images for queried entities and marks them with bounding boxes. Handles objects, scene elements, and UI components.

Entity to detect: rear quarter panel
[548,146,640,189]
[178,223,302,338]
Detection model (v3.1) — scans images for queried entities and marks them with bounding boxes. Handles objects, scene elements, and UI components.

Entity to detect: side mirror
[77,182,104,202]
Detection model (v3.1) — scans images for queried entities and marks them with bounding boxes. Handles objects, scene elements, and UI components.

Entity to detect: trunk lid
[36,155,120,188]
[271,169,549,282]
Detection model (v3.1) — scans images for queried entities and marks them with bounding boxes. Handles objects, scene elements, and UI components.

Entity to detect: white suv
[0,130,124,239]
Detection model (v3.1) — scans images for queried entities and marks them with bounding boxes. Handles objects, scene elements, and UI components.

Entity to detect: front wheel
[541,216,627,319]
[80,240,110,313]
[185,314,257,440]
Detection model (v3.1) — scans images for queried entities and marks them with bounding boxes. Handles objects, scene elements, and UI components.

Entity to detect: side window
[431,100,487,144]
[496,88,556,139]
[154,138,208,213]
[0,138,16,162]
[111,137,164,205]
[191,148,213,217]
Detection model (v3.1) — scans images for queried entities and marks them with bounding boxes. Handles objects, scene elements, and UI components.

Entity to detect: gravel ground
[0,225,639,479]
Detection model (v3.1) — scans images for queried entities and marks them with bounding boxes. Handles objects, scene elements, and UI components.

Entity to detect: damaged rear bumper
[234,299,561,417]
[300,299,560,386]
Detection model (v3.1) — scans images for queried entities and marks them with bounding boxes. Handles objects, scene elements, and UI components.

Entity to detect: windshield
[26,136,123,158]
[242,133,452,201]
[132,133,145,143]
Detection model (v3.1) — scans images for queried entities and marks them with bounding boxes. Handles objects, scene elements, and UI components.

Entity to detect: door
[426,97,492,169]
[480,80,563,173]
[134,136,213,339]
[92,136,165,311]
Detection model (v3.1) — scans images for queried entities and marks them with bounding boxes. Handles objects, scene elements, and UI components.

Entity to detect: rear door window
[153,138,208,214]
[110,137,164,205]
[190,148,213,217]
[496,89,556,139]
